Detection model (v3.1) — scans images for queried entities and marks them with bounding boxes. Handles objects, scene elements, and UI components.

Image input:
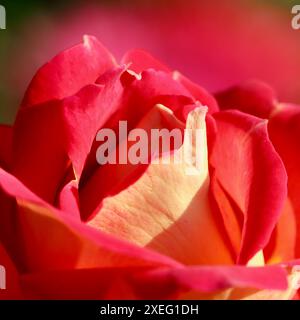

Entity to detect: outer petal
[216,84,299,263]
[268,104,300,257]
[0,168,180,273]
[209,110,287,264]
[15,35,126,199]
[19,267,147,299]
[13,68,127,203]
[227,262,300,300]
[13,35,122,202]
[13,85,100,202]
[0,169,291,299]
[18,264,289,300]
[144,265,288,295]
[216,80,278,119]
[22,35,116,108]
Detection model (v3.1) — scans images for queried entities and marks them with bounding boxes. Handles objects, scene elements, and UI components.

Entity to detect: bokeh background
[0,0,299,124]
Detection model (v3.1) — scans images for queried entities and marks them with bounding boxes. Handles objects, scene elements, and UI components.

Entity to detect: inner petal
[87,107,233,265]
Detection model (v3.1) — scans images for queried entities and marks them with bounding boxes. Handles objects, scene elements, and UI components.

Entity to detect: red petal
[209,110,287,264]
[22,35,116,108]
[139,264,287,294]
[58,180,81,220]
[19,264,288,299]
[20,267,167,299]
[0,125,12,170]
[174,72,219,114]
[122,49,171,74]
[13,68,126,202]
[0,169,291,298]
[79,68,196,191]
[0,168,179,273]
[122,49,218,115]
[268,104,300,256]
[216,80,278,119]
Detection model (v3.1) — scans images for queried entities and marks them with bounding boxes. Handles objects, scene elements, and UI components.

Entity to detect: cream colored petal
[88,106,233,265]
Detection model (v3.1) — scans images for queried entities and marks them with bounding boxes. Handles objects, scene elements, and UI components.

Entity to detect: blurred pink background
[1,0,300,122]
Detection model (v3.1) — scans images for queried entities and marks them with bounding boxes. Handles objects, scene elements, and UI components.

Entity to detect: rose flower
[0,36,299,299]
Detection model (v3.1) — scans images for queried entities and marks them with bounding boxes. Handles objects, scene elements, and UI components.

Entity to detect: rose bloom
[0,36,300,300]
